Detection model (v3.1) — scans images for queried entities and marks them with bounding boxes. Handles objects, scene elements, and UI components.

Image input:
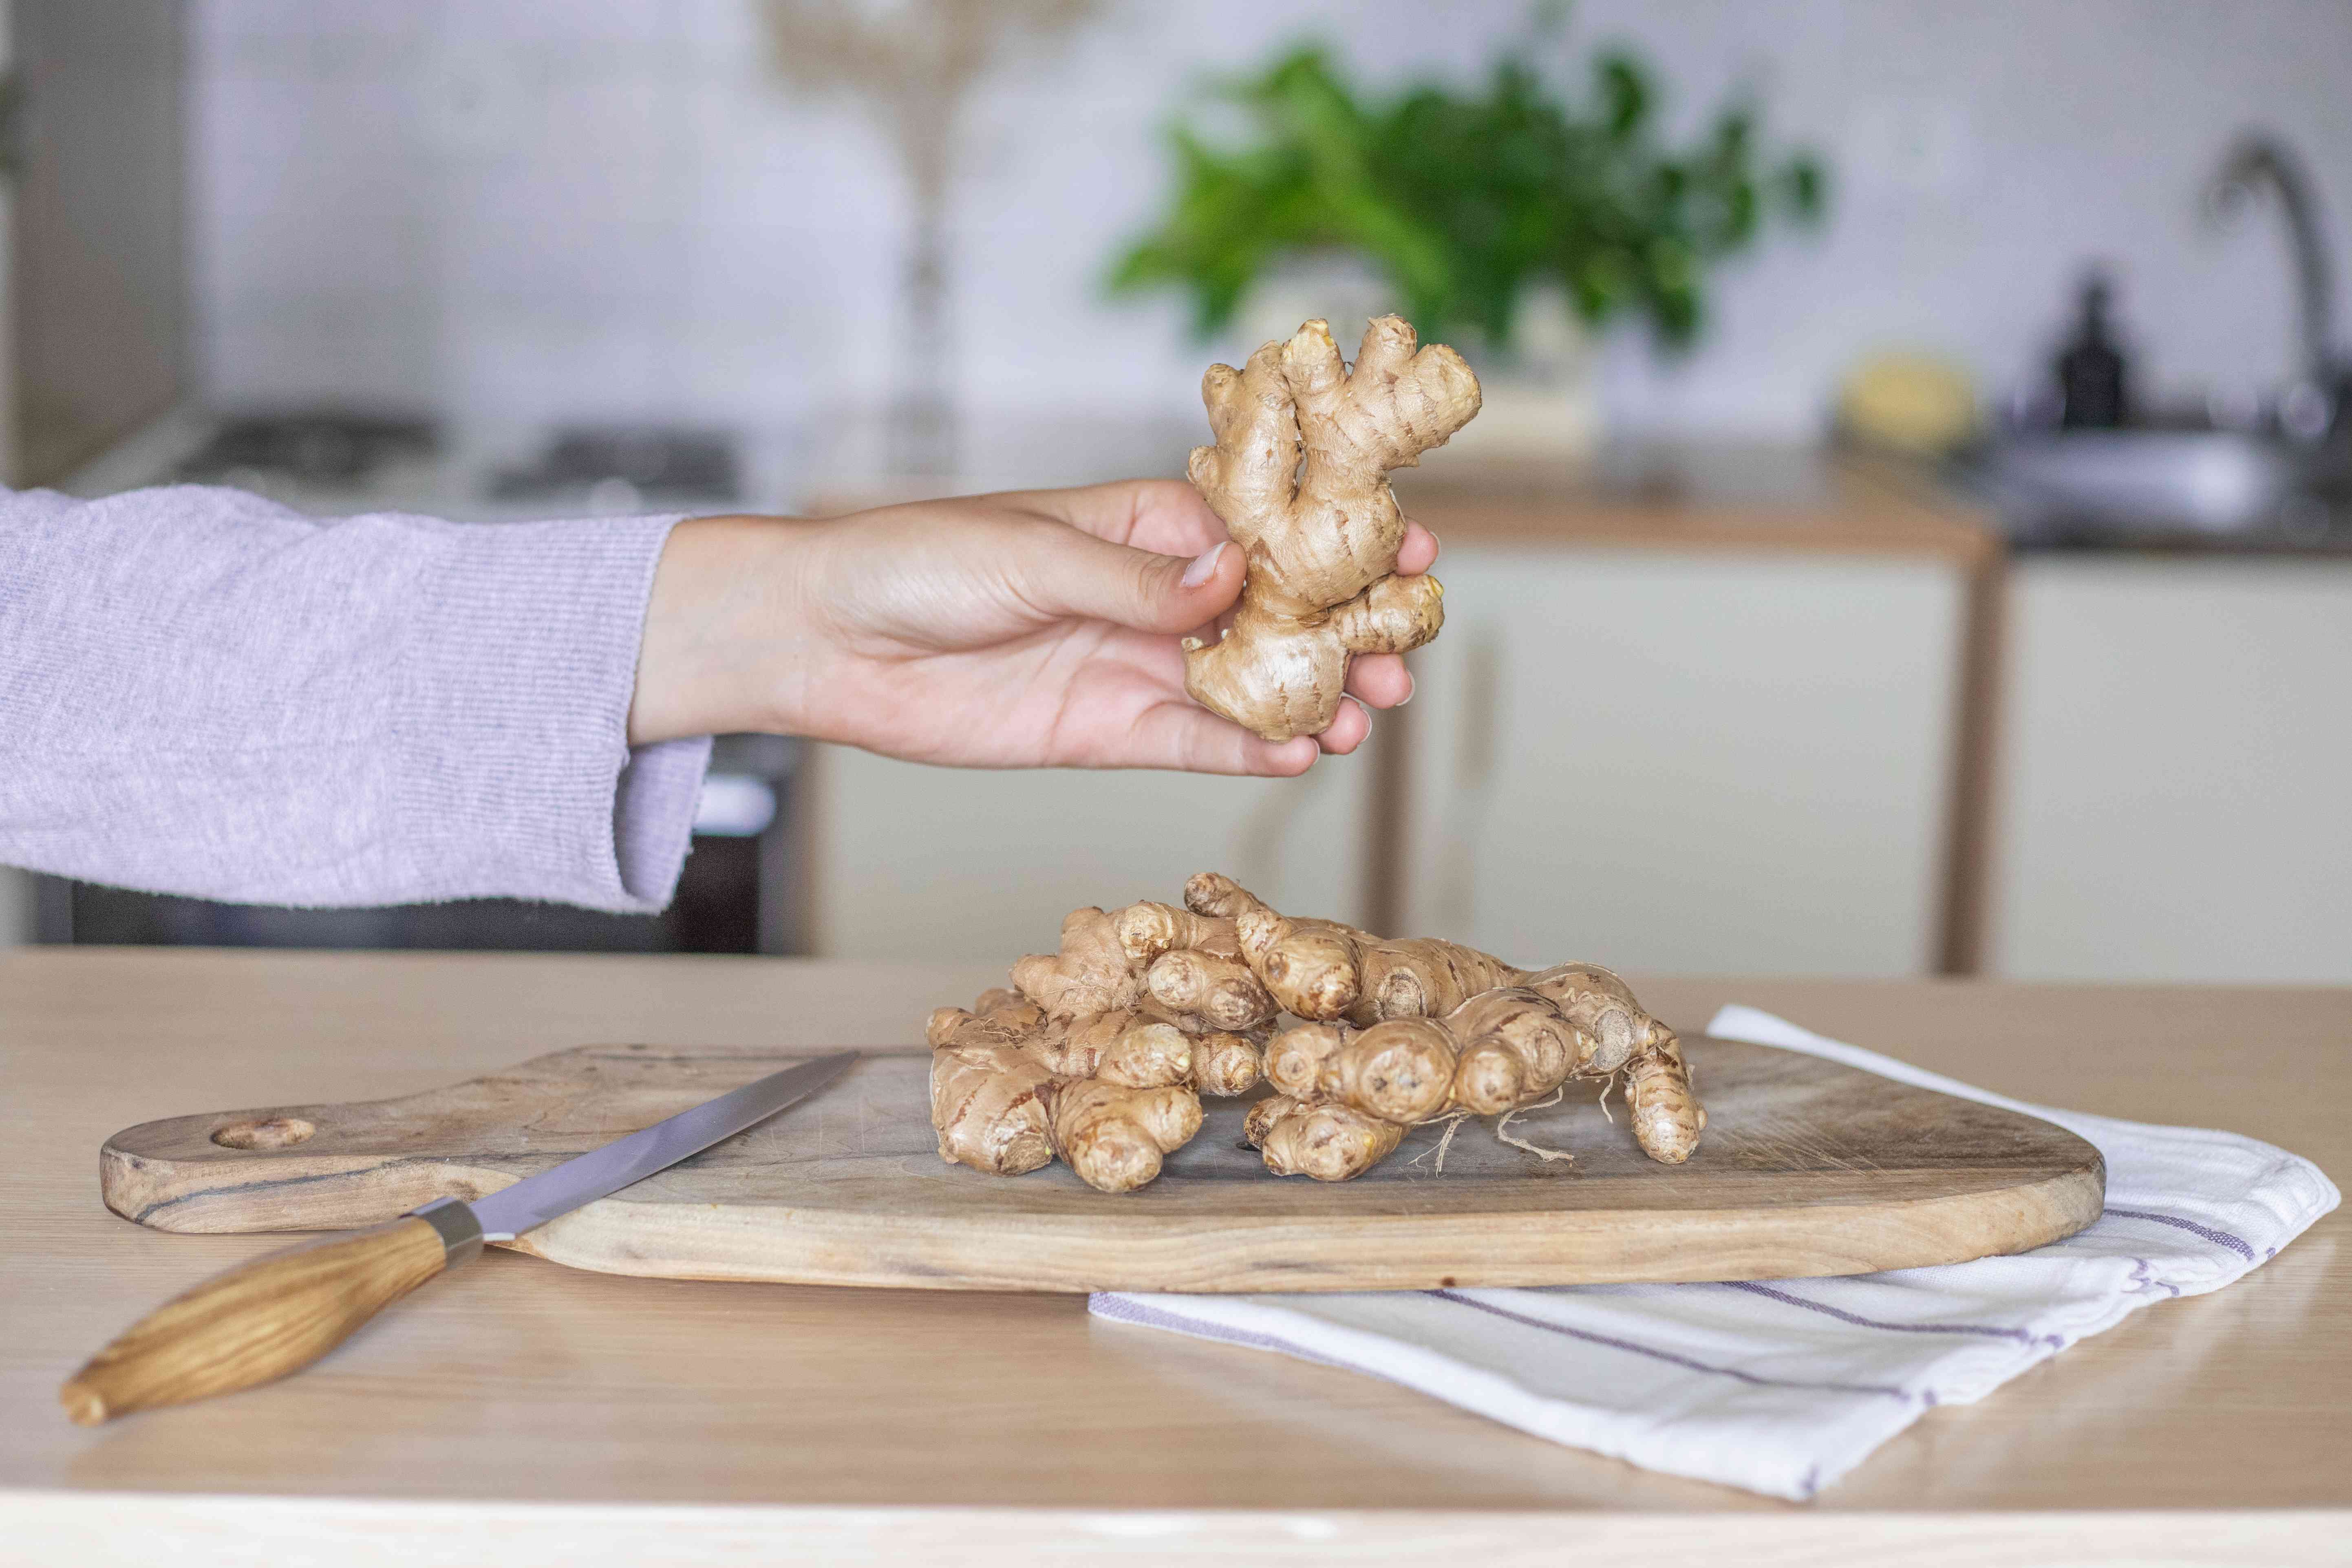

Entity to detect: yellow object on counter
[1838,351,1981,457]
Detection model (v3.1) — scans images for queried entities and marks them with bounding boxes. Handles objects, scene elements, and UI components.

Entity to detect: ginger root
[1182,317,1480,742]
[929,899,1277,1192]
[1205,873,1704,1173]
[929,876,1705,1190]
[928,997,1209,1193]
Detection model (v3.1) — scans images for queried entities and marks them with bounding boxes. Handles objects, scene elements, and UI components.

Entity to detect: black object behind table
[35,737,804,956]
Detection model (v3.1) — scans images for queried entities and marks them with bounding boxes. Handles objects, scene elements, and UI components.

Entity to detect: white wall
[192,0,2352,445]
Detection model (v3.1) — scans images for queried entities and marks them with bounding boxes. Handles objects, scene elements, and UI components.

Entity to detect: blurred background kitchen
[2,0,2346,984]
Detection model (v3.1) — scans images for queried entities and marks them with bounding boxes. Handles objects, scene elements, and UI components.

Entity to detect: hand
[628,479,1437,775]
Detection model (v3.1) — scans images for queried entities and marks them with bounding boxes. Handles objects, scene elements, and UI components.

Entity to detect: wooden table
[4,950,2345,1565]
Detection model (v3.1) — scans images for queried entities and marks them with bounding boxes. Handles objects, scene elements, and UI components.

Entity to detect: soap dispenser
[2056,270,2130,428]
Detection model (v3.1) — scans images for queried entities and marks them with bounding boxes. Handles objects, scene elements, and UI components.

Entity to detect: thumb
[1017,525,1244,634]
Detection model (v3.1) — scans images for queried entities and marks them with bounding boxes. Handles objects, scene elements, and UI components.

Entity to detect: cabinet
[2,0,185,484]
[1994,556,2352,983]
[1397,549,1966,976]
[802,747,1371,962]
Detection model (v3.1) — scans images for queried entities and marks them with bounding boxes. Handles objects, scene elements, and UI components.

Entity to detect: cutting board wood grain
[101,1039,2104,1293]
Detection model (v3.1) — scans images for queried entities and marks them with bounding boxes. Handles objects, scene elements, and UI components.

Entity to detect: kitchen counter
[3,949,2344,1565]
[1394,441,1997,564]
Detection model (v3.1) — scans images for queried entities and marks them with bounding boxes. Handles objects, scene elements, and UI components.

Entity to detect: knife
[59,1049,860,1425]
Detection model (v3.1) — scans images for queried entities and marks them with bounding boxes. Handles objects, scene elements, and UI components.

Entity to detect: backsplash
[194,0,2352,443]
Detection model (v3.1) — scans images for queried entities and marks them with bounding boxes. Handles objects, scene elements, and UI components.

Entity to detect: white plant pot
[1444,287,1602,465]
[1229,256,1396,362]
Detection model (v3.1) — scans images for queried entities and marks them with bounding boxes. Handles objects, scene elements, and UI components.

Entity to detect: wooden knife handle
[60,1202,481,1425]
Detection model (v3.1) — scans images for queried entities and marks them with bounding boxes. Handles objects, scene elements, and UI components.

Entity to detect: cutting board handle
[60,1211,468,1425]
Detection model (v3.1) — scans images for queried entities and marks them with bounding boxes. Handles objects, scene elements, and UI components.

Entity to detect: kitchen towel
[1089,1006,2338,1501]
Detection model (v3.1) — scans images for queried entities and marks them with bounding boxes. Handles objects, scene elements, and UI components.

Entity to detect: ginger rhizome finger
[1265,1018,1457,1125]
[1185,1031,1266,1096]
[1185,871,1520,1025]
[1441,986,1591,1116]
[1146,946,1276,1032]
[1181,317,1480,742]
[1050,1077,1203,1194]
[1011,907,1142,1021]
[1248,1097,1406,1182]
[1114,900,1231,964]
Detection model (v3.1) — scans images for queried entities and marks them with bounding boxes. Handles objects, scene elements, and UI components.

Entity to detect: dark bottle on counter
[2056,271,2130,428]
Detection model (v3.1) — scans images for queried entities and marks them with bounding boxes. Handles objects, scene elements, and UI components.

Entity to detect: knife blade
[60,1049,860,1425]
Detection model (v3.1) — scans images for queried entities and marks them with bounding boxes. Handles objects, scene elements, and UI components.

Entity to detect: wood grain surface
[57,1217,452,1425]
[7,950,2346,1567]
[99,1037,2101,1292]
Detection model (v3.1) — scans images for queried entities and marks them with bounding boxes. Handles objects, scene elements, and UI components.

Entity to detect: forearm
[628,513,818,745]
[0,483,708,911]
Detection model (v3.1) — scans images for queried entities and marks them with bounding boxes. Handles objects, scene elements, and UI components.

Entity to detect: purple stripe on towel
[1429,1290,1916,1401]
[1722,1281,2065,1350]
[2127,1258,2183,1299]
[2103,1207,2258,1262]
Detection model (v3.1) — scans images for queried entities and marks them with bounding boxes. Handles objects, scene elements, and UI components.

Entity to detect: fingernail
[1180,542,1227,588]
[1396,672,1416,707]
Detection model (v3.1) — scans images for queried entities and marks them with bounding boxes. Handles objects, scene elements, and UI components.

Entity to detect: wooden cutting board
[100,1039,2104,1293]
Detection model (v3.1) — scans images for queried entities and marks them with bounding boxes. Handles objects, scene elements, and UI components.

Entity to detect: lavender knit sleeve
[0,483,710,912]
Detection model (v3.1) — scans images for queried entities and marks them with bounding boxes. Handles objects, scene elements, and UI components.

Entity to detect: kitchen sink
[1959,430,2345,548]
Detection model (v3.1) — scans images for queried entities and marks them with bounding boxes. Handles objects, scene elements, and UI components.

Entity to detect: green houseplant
[1110,20,1826,454]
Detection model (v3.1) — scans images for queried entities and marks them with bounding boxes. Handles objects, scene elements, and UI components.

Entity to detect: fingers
[1396,520,1439,576]
[1118,703,1320,777]
[1317,697,1372,755]
[1011,519,1246,636]
[1345,653,1414,709]
[1034,479,1232,556]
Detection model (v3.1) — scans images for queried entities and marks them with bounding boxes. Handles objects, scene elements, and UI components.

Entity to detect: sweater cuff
[399,512,710,913]
[615,735,713,906]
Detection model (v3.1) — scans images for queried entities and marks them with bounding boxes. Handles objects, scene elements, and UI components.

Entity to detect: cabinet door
[805,747,1370,962]
[1401,549,1963,976]
[1996,558,2352,984]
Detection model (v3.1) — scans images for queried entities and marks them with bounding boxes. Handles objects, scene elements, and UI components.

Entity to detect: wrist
[627,513,818,745]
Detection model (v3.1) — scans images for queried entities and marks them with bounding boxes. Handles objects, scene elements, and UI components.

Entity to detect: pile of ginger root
[928,873,1706,1194]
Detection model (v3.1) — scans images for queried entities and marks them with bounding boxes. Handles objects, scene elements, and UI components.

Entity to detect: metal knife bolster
[410,1195,486,1265]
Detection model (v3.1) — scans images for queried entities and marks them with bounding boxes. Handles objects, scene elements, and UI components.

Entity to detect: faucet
[2204,132,2349,458]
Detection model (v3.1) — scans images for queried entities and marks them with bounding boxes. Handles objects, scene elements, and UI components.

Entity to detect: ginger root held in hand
[1184,317,1481,741]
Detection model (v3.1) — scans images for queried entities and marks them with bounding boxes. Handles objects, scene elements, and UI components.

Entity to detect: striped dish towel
[1090,1005,2338,1501]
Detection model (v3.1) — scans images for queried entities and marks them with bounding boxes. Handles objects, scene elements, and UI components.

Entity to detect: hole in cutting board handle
[212,1116,316,1150]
